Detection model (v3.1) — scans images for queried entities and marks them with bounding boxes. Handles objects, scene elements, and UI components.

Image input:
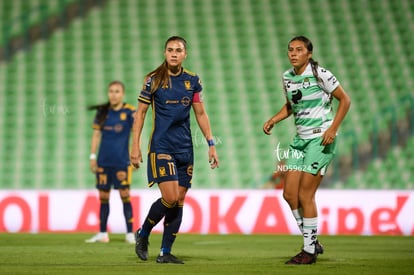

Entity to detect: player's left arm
[192,101,219,169]
[321,85,351,145]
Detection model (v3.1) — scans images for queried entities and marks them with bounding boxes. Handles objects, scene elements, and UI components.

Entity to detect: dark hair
[289,36,322,83]
[146,36,187,94]
[88,80,125,127]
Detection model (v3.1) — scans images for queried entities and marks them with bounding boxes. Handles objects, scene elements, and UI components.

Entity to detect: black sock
[99,199,110,232]
[140,198,174,237]
[161,204,183,254]
[122,196,133,233]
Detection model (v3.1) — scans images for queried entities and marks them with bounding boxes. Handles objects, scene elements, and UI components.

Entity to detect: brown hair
[289,36,322,83]
[146,36,187,94]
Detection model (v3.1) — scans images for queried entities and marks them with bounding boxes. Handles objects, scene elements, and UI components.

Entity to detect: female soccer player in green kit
[264,36,351,264]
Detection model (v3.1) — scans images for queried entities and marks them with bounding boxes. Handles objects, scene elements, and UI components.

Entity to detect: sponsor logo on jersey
[144,76,152,88]
[165,100,179,104]
[328,75,338,85]
[296,111,310,117]
[157,154,172,160]
[181,96,191,106]
[114,123,123,132]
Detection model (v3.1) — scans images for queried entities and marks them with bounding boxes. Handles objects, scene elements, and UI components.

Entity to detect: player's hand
[89,159,97,173]
[208,146,219,169]
[263,119,275,135]
[130,147,143,169]
[321,128,337,146]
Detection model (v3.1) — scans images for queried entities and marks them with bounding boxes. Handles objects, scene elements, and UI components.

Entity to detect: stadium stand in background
[0,0,413,190]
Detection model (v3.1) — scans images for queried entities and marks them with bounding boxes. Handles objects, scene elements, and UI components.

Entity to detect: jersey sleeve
[318,67,340,94]
[194,75,203,92]
[138,76,152,104]
[125,104,136,129]
[192,76,203,103]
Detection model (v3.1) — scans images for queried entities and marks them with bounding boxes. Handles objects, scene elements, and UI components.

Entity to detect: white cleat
[125,232,135,244]
[85,232,109,243]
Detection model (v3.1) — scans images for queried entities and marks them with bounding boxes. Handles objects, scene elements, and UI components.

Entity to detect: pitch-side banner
[1,190,413,235]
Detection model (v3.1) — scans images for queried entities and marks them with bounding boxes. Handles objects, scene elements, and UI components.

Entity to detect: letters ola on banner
[0,190,413,235]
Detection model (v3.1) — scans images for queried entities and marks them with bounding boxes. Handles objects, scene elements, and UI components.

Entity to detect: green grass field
[0,233,413,274]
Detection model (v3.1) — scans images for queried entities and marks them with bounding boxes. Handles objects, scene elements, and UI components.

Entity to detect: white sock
[292,209,303,233]
[303,217,318,254]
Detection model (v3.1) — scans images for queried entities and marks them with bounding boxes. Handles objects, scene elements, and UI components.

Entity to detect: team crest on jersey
[159,166,167,177]
[120,112,127,120]
[302,78,311,89]
[184,80,191,90]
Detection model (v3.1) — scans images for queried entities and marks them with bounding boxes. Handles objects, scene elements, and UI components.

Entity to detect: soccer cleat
[156,253,184,264]
[315,240,324,255]
[125,232,135,244]
[85,232,109,243]
[301,240,324,255]
[135,229,149,261]
[285,250,317,265]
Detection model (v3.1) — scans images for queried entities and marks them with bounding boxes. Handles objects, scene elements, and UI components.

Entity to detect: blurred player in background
[85,80,136,244]
[130,36,219,264]
[263,36,351,264]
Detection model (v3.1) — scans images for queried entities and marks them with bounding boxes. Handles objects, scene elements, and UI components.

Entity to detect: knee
[119,188,130,202]
[283,189,296,205]
[99,191,110,201]
[162,195,178,207]
[298,191,314,205]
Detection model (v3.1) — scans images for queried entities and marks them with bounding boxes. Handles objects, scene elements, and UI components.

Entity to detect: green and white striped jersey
[283,63,340,139]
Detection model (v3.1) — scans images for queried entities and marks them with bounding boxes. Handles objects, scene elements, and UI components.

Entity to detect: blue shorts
[147,152,193,188]
[95,166,132,190]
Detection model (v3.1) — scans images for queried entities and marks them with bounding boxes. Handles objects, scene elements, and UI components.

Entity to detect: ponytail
[310,58,322,84]
[146,61,170,94]
[88,102,110,127]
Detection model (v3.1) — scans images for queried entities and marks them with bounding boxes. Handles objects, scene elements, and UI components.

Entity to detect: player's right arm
[263,98,292,135]
[89,129,101,173]
[130,101,149,169]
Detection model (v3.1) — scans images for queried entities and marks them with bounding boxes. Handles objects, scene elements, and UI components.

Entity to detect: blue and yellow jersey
[138,68,202,153]
[92,103,136,167]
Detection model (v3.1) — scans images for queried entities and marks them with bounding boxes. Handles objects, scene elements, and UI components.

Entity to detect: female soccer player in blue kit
[130,36,219,264]
[263,36,351,264]
[85,80,136,244]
